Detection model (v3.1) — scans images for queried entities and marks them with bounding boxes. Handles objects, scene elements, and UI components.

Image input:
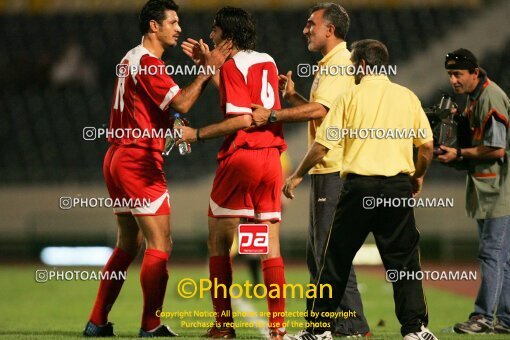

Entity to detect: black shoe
[139,325,178,337]
[453,315,493,334]
[494,322,510,334]
[293,330,332,340]
[83,321,115,337]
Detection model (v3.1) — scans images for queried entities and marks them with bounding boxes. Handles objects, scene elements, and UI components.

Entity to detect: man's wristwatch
[268,110,278,123]
[456,147,463,161]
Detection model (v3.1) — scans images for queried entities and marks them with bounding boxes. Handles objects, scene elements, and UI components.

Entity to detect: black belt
[346,173,409,180]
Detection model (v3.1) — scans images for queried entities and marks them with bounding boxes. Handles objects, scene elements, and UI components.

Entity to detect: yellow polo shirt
[315,75,432,177]
[308,41,354,174]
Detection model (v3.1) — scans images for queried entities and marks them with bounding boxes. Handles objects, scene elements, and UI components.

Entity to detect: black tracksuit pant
[306,173,428,336]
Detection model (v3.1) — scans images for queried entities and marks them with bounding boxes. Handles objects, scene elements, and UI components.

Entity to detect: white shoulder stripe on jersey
[159,85,180,111]
[232,50,276,82]
[226,102,252,114]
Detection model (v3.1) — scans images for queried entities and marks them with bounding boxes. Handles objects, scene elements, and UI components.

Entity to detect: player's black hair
[214,7,256,50]
[139,0,179,35]
[310,2,349,40]
[351,39,389,67]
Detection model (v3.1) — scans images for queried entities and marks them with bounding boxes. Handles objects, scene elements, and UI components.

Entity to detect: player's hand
[279,71,295,101]
[437,145,456,163]
[204,40,233,70]
[181,38,203,65]
[251,104,271,127]
[410,175,423,197]
[283,174,303,199]
[174,125,197,144]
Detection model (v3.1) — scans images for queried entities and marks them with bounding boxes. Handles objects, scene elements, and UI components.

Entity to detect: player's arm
[181,38,220,88]
[252,67,352,126]
[283,97,344,199]
[408,101,434,196]
[279,71,308,106]
[252,70,327,126]
[411,141,433,197]
[170,74,212,113]
[283,142,328,199]
[176,114,252,143]
[171,40,232,113]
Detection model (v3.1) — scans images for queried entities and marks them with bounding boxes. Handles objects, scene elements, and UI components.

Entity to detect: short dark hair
[214,7,256,50]
[139,0,179,35]
[310,2,350,40]
[351,39,389,67]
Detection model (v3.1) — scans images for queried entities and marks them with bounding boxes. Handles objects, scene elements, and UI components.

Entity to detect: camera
[424,93,471,156]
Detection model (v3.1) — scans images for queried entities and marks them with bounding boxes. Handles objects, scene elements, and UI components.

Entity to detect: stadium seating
[0,7,486,183]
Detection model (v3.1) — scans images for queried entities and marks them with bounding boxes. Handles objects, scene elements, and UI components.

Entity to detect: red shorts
[103,145,170,216]
[209,148,282,222]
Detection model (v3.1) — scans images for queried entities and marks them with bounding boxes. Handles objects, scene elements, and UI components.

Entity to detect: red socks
[140,248,169,331]
[89,247,134,325]
[210,256,234,327]
[263,256,286,329]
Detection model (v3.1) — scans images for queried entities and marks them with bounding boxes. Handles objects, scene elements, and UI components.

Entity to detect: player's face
[209,25,223,48]
[447,69,478,94]
[155,10,181,47]
[303,9,329,52]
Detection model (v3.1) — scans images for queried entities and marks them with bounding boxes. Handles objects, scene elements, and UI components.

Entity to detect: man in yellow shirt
[284,39,437,340]
[252,3,369,338]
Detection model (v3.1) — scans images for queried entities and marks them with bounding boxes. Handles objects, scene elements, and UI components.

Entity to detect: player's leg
[135,213,173,333]
[206,150,258,338]
[259,220,287,340]
[84,145,142,336]
[296,175,372,340]
[86,214,141,334]
[206,216,239,338]
[111,147,176,336]
[308,173,369,336]
[373,175,431,338]
[312,173,370,337]
[253,148,287,339]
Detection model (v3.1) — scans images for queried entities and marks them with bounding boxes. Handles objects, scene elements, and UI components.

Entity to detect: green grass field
[0,263,506,339]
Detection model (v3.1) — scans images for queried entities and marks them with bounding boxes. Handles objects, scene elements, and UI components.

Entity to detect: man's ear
[360,59,367,72]
[149,19,160,33]
[326,23,335,38]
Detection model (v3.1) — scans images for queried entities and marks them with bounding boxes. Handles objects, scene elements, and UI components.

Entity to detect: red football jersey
[109,44,181,151]
[218,50,286,160]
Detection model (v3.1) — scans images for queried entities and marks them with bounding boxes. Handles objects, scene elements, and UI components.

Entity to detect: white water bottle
[174,113,191,155]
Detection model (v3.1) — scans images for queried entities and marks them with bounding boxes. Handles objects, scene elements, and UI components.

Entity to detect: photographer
[438,48,510,334]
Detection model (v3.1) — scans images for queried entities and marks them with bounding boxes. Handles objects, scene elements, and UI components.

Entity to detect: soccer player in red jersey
[83,0,231,337]
[177,7,288,340]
